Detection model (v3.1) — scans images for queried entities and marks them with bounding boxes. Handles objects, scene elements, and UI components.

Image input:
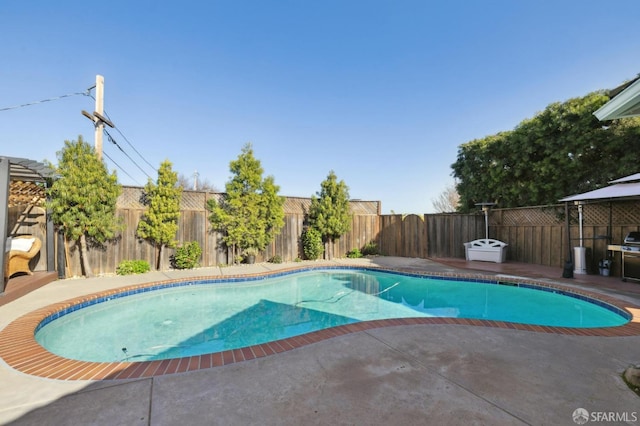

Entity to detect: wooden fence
[7,186,640,278]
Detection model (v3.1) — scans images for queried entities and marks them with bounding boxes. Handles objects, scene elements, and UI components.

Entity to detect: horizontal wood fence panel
[10,186,638,279]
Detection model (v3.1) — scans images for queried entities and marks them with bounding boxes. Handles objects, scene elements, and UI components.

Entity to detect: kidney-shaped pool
[35,268,629,362]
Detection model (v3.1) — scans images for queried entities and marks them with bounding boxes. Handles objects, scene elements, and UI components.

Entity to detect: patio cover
[559,178,640,203]
[559,173,640,273]
[1,156,55,293]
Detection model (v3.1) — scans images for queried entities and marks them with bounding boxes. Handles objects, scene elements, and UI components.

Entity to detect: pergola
[1,156,56,293]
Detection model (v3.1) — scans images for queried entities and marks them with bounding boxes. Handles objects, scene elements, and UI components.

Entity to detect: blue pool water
[35,269,629,362]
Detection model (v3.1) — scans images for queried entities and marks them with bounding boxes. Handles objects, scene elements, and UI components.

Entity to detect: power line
[111,124,157,173]
[102,150,142,185]
[86,92,157,174]
[0,82,158,185]
[104,128,154,181]
[0,91,89,112]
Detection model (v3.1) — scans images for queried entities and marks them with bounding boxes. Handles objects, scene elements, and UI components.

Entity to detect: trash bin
[573,247,587,275]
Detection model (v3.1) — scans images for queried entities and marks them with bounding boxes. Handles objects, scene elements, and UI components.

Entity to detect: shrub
[346,248,363,258]
[301,227,324,260]
[116,260,150,275]
[268,255,283,264]
[361,241,379,256]
[172,241,202,269]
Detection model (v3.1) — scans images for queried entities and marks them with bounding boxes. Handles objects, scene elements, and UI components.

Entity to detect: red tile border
[0,265,639,381]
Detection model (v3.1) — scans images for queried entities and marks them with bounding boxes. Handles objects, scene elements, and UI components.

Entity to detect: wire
[111,124,157,173]
[0,86,158,184]
[104,129,154,181]
[1,85,158,184]
[102,150,142,185]
[86,92,157,174]
[0,91,89,112]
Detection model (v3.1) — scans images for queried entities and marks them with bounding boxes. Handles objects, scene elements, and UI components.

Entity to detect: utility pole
[81,75,113,161]
[94,75,104,160]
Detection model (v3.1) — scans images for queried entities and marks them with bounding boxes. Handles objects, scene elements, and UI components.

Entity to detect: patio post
[0,157,9,292]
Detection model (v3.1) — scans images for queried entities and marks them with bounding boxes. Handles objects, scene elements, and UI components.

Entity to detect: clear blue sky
[2,1,639,214]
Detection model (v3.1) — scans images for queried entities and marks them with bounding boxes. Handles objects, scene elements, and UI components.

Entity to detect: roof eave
[594,78,640,121]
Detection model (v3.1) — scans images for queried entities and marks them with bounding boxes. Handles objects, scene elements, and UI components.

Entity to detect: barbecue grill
[622,231,640,282]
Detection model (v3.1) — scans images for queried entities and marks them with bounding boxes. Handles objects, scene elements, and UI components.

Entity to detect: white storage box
[464,239,508,263]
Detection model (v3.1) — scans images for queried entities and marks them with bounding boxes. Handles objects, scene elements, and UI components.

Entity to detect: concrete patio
[1,256,639,426]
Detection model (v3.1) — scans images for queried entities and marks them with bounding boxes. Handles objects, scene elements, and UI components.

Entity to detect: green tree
[451,91,640,212]
[307,170,352,259]
[207,143,284,262]
[301,227,324,260]
[47,136,122,277]
[137,160,182,270]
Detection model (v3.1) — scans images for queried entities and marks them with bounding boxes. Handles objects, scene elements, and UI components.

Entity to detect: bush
[116,260,150,275]
[172,241,202,269]
[301,227,324,260]
[268,255,283,264]
[361,241,379,256]
[346,248,363,258]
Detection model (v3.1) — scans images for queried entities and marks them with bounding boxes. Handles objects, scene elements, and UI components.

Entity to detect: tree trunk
[79,234,94,278]
[157,243,165,270]
[324,240,333,260]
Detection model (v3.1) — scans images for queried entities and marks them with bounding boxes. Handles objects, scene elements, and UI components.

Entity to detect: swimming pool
[35,268,629,363]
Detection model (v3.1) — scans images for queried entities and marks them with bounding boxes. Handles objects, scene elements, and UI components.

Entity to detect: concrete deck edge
[1,264,639,381]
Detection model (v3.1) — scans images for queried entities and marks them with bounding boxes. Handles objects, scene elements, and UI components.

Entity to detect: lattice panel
[584,200,640,225]
[118,186,146,209]
[584,204,610,225]
[493,201,640,227]
[494,205,564,226]
[118,187,210,211]
[117,186,381,214]
[9,181,46,208]
[181,191,206,210]
[613,200,640,224]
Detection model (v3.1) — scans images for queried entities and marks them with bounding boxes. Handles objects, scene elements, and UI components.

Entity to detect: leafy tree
[137,160,182,270]
[47,136,122,277]
[172,241,202,269]
[301,227,324,260]
[451,91,640,212]
[307,170,352,259]
[207,143,284,262]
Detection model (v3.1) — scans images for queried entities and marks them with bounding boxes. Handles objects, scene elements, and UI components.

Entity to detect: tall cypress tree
[307,170,352,260]
[47,136,122,277]
[137,160,182,270]
[207,143,284,263]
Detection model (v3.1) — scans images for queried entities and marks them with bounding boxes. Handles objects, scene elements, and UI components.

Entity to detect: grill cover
[624,232,640,244]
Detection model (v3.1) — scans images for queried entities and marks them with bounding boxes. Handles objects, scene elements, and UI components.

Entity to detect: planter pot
[245,255,256,264]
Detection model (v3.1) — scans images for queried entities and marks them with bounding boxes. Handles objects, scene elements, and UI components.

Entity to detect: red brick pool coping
[1,266,639,381]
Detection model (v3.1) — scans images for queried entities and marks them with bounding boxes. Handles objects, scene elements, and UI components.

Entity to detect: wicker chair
[5,236,42,281]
